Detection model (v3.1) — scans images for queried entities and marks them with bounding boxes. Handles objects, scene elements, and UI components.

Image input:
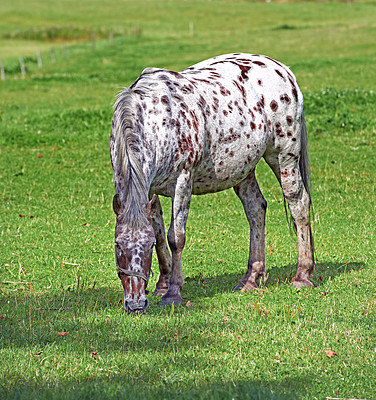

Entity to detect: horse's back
[177,54,304,194]
[182,53,303,111]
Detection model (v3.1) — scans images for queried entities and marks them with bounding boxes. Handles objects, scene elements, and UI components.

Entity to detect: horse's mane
[112,72,160,228]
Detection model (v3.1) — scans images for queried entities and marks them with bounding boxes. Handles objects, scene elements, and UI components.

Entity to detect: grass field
[1,1,376,399]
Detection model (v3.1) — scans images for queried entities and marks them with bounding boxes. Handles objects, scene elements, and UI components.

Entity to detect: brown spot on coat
[264,56,284,68]
[233,80,246,100]
[190,110,199,132]
[270,100,279,112]
[280,93,291,104]
[181,84,195,94]
[253,61,267,68]
[275,69,286,81]
[212,97,219,113]
[219,85,231,96]
[198,95,207,109]
[292,87,298,101]
[161,95,170,106]
[239,65,251,80]
[275,122,284,137]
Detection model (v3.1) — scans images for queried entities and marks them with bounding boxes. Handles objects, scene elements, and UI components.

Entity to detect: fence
[0,23,196,82]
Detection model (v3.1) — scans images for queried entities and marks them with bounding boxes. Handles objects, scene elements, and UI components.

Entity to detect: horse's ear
[145,194,159,218]
[113,194,123,216]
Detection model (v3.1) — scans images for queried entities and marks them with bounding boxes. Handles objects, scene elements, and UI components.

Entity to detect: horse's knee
[288,189,311,223]
[167,229,186,252]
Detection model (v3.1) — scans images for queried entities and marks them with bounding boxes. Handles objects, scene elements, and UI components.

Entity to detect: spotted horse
[110,53,315,314]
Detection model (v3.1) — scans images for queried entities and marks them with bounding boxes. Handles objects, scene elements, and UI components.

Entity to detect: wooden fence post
[19,56,26,77]
[0,61,5,81]
[189,22,194,37]
[37,50,42,68]
[51,47,56,64]
[91,31,96,50]
[109,30,114,45]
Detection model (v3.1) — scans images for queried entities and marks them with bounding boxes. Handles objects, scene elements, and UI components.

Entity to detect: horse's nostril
[123,296,149,314]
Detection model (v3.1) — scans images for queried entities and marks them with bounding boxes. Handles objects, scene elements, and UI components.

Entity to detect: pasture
[0,0,375,399]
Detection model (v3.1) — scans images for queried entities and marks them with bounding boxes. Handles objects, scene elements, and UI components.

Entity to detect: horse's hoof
[234,281,258,292]
[292,279,314,289]
[160,294,183,306]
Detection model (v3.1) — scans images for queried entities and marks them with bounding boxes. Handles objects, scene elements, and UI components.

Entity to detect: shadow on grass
[0,261,364,317]
[0,261,365,349]
[182,261,365,300]
[1,374,309,400]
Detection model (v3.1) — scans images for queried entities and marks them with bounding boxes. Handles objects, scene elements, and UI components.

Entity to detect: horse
[110,53,315,314]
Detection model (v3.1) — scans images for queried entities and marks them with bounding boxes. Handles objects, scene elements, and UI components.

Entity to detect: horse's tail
[299,112,311,205]
[296,111,315,254]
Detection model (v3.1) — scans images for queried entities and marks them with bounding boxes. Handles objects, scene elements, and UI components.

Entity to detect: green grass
[1,1,376,399]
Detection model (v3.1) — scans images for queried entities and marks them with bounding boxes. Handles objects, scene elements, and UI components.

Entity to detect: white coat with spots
[111,53,315,313]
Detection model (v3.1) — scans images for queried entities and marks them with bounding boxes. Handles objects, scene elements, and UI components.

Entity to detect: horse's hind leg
[148,195,172,296]
[264,148,315,288]
[287,181,315,288]
[234,171,267,291]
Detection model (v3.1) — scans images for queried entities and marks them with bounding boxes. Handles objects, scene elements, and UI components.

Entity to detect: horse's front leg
[161,172,192,306]
[148,195,172,296]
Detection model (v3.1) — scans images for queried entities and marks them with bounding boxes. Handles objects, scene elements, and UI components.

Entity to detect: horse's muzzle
[123,295,149,315]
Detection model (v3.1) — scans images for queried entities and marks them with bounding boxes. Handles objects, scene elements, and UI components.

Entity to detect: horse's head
[113,194,156,314]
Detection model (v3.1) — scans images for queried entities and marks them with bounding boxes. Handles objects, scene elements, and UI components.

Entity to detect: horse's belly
[192,173,247,195]
[191,141,265,195]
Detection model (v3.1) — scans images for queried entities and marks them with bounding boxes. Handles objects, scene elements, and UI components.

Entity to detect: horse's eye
[115,242,122,255]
